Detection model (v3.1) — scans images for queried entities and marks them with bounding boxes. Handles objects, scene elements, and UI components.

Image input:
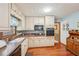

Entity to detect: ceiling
[16,3,79,19]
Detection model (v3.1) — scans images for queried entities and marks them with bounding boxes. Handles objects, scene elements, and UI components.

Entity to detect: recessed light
[43,7,52,13]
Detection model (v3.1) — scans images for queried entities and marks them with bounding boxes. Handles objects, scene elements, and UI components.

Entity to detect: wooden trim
[28,46,54,49]
[61,43,66,46]
[28,43,60,50]
[54,22,61,43]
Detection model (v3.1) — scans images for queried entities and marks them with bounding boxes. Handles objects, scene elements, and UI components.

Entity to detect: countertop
[0,37,25,56]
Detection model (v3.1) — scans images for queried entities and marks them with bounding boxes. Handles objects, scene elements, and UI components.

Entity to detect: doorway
[54,22,60,43]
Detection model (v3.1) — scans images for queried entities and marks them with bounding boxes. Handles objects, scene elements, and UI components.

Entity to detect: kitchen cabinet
[34,16,44,25]
[11,4,22,19]
[28,17,34,30]
[38,16,44,25]
[10,4,25,30]
[25,18,30,30]
[45,16,54,28]
[28,36,54,48]
[28,38,34,47]
[32,39,39,47]
[21,39,28,56]
[25,16,45,30]
[25,17,34,30]
[33,16,39,25]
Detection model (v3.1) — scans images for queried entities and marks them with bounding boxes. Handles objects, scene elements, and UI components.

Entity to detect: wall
[0,3,10,31]
[61,12,79,45]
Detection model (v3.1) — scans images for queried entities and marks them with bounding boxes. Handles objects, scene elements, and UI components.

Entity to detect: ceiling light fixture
[43,7,52,13]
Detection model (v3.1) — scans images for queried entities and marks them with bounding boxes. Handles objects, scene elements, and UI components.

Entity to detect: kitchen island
[0,37,25,56]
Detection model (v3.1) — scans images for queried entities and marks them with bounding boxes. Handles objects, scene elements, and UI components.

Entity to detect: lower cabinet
[21,39,28,56]
[33,39,39,47]
[28,37,54,48]
[10,37,54,56]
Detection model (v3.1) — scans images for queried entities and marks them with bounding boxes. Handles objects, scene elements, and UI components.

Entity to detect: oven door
[46,28,54,36]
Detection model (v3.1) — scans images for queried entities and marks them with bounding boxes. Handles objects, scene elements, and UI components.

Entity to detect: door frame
[54,22,61,43]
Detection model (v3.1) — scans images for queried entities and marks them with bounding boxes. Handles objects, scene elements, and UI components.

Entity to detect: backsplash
[3,31,13,35]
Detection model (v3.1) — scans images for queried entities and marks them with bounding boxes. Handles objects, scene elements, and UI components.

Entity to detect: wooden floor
[27,43,75,56]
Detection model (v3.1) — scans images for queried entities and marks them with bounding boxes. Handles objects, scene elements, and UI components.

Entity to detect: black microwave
[34,25,44,31]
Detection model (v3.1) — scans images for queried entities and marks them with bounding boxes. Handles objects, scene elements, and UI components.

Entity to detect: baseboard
[61,43,66,46]
[28,46,54,49]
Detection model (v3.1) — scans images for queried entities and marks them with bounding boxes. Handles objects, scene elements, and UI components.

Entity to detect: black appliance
[34,25,44,31]
[46,28,54,36]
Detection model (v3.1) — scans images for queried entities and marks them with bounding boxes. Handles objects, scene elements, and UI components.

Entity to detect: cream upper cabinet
[0,3,10,30]
[25,16,34,30]
[25,17,29,30]
[38,16,44,25]
[28,17,34,30]
[34,16,44,25]
[10,4,25,30]
[33,16,39,25]
[11,4,22,19]
[25,16,45,30]
[45,16,54,28]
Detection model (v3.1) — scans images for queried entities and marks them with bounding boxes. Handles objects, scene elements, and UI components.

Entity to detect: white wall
[61,12,79,45]
[0,3,10,31]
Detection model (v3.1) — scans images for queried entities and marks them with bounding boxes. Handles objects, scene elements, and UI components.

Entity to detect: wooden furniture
[66,30,79,55]
[0,32,3,39]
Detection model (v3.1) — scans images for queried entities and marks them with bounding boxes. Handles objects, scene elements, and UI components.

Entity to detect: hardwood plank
[27,43,75,56]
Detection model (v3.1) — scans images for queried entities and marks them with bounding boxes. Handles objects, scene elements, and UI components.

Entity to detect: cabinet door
[33,16,39,25]
[38,16,44,25]
[33,39,39,47]
[29,17,34,30]
[21,39,28,56]
[45,16,54,28]
[0,4,9,28]
[26,17,34,30]
[28,39,34,47]
[25,18,29,30]
[39,39,46,46]
[21,45,27,56]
